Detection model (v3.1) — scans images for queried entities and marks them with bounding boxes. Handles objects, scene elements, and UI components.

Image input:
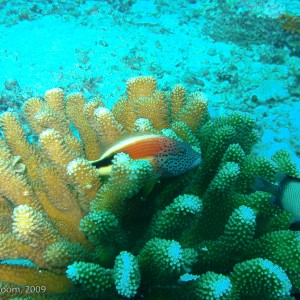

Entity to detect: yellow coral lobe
[35,108,71,137]
[84,97,106,125]
[0,195,13,234]
[64,134,84,156]
[22,97,45,135]
[0,137,12,161]
[0,112,42,181]
[93,107,125,147]
[12,205,61,248]
[170,84,186,121]
[134,91,170,130]
[0,233,49,268]
[127,76,157,103]
[39,129,77,176]
[0,79,211,298]
[277,14,300,34]
[44,87,65,113]
[65,93,102,160]
[38,88,71,137]
[132,118,158,134]
[0,265,75,293]
[0,159,40,210]
[112,96,136,132]
[178,93,208,132]
[32,182,89,246]
[67,158,101,211]
[39,165,89,245]
[40,165,78,212]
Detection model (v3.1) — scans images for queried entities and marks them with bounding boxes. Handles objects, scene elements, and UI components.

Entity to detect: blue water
[0,0,299,164]
[0,1,300,299]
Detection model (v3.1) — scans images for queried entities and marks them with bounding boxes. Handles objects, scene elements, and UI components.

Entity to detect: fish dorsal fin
[274,171,288,184]
[90,133,170,176]
[275,170,300,184]
[251,176,277,196]
[89,133,154,165]
[99,133,167,161]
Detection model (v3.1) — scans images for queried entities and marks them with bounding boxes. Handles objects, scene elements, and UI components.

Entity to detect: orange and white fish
[90,134,201,178]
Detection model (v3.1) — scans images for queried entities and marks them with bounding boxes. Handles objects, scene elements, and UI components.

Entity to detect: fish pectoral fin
[141,173,160,198]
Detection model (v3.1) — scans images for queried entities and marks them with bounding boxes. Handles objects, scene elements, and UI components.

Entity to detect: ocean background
[0,0,299,168]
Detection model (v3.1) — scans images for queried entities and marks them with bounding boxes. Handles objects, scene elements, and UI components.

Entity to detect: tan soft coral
[0,76,208,298]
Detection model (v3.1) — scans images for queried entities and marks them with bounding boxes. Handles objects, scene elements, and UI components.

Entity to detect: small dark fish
[252,171,300,221]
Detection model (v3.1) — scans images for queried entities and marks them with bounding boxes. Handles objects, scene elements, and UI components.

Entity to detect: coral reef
[278,14,300,35]
[202,2,286,48]
[0,76,299,299]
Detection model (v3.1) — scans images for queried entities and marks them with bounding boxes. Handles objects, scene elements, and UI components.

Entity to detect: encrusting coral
[0,76,299,299]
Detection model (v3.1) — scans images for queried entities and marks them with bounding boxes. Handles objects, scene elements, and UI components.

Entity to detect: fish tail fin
[251,176,277,195]
[97,165,112,177]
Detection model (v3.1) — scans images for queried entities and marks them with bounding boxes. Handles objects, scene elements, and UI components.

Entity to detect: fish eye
[176,147,186,154]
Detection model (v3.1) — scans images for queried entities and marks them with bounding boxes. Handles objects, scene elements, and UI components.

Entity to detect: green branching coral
[138,238,198,285]
[185,271,235,300]
[231,258,292,299]
[249,230,300,291]
[147,194,203,240]
[44,239,89,268]
[80,210,125,246]
[272,149,300,177]
[113,251,140,298]
[194,205,256,274]
[66,262,114,297]
[90,152,153,216]
[62,95,300,299]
